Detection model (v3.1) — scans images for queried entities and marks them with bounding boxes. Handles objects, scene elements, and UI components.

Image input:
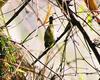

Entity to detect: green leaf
[78,5,84,16]
[9,65,15,72]
[17,69,25,73]
[11,54,16,63]
[87,13,92,27]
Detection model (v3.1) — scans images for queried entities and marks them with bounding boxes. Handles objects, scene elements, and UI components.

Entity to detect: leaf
[84,0,98,11]
[1,37,6,47]
[79,74,85,80]
[9,65,15,72]
[11,54,16,63]
[78,4,85,16]
[17,69,25,73]
[44,3,52,24]
[87,13,92,27]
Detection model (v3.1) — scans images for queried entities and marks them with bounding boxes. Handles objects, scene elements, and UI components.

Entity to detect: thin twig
[31,22,71,65]
[1,0,32,28]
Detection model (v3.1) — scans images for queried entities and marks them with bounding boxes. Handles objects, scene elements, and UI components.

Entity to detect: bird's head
[49,16,53,24]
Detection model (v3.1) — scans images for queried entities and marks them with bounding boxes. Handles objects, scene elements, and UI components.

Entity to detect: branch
[68,4,100,64]
[1,0,32,28]
[56,0,100,64]
[21,44,62,80]
[31,22,71,65]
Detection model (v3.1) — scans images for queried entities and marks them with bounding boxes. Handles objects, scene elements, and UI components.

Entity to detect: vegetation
[0,0,100,80]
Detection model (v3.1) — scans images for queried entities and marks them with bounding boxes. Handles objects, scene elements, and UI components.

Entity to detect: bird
[44,16,55,48]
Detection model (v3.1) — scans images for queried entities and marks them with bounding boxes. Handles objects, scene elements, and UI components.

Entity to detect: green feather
[44,16,55,48]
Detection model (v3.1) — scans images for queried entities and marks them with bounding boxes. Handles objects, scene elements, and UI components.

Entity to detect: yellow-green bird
[44,16,55,48]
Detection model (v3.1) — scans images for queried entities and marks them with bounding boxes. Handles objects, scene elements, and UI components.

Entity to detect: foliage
[0,0,100,80]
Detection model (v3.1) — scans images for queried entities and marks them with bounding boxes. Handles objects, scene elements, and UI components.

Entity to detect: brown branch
[1,0,32,28]
[67,2,100,64]
[56,0,100,64]
[21,44,62,80]
[31,22,71,65]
